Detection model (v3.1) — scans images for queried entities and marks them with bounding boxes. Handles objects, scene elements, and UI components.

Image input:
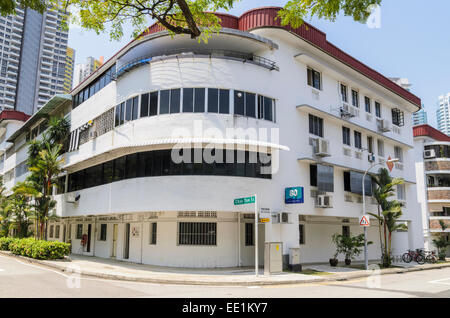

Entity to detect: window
[234,90,256,118]
[245,223,254,246]
[55,225,60,238]
[354,131,362,149]
[49,225,54,238]
[178,222,216,245]
[149,222,157,245]
[377,139,384,157]
[391,108,404,126]
[76,224,83,239]
[394,146,403,162]
[310,164,334,192]
[183,88,205,113]
[342,226,350,238]
[299,224,305,245]
[310,164,317,187]
[344,171,372,195]
[367,136,374,154]
[257,95,274,121]
[307,67,321,90]
[207,88,229,114]
[342,126,351,146]
[340,84,348,103]
[397,184,405,201]
[99,224,107,241]
[375,102,381,118]
[309,114,323,137]
[365,96,371,113]
[351,90,359,108]
[132,96,139,120]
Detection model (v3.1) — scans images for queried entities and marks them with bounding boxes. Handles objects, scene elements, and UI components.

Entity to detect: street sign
[260,208,271,217]
[359,215,370,227]
[259,218,270,223]
[285,187,304,204]
[234,196,255,205]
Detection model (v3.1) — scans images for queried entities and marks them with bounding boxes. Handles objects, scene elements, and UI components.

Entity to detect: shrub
[7,238,70,260]
[0,237,16,251]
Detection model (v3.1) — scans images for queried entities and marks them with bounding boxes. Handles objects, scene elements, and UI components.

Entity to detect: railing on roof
[113,48,279,79]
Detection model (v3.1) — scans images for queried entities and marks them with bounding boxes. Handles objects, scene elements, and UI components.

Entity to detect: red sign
[359,215,370,227]
[386,156,394,172]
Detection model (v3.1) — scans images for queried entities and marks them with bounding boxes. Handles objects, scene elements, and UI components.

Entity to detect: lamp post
[362,158,399,270]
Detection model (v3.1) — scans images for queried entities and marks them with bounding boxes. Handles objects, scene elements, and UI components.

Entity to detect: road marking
[429,278,450,286]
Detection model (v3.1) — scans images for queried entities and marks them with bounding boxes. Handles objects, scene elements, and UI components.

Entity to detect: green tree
[432,220,449,261]
[4,187,33,238]
[369,168,407,267]
[0,177,11,237]
[2,1,382,41]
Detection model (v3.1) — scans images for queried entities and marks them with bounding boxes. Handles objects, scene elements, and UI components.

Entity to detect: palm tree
[369,168,406,267]
[4,192,32,238]
[27,143,64,240]
[47,117,70,147]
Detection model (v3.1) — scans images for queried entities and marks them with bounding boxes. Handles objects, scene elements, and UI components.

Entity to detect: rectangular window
[55,225,60,238]
[149,92,158,116]
[309,114,323,137]
[367,136,373,154]
[183,88,194,112]
[219,89,229,114]
[132,96,139,120]
[76,224,83,239]
[99,224,107,241]
[354,131,362,149]
[170,88,180,113]
[392,108,404,126]
[299,224,305,245]
[119,102,125,125]
[365,96,371,113]
[310,164,317,187]
[140,93,149,117]
[245,92,256,118]
[113,156,126,181]
[377,139,384,157]
[245,223,254,246]
[125,98,132,121]
[150,222,157,245]
[178,222,216,245]
[194,88,205,113]
[160,89,170,114]
[307,67,321,90]
[351,90,359,108]
[342,226,350,238]
[375,102,381,118]
[114,104,121,127]
[394,146,403,162]
[234,90,245,116]
[49,225,54,238]
[342,126,351,146]
[397,184,405,201]
[340,84,348,103]
[208,88,218,113]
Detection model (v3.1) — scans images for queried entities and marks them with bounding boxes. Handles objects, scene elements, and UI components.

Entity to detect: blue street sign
[285,187,304,204]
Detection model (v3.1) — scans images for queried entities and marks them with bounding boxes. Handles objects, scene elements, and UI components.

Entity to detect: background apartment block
[437,93,450,136]
[0,6,69,116]
[64,47,75,93]
[72,56,104,88]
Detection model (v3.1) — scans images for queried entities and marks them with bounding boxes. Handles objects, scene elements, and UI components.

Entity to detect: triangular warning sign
[360,215,370,226]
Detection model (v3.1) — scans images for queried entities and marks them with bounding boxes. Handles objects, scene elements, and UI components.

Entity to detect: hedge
[0,237,16,251]
[2,238,70,260]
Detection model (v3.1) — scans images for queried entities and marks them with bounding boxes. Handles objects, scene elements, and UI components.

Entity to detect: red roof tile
[413,124,450,142]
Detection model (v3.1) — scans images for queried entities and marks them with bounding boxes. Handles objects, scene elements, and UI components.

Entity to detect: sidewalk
[1,251,449,286]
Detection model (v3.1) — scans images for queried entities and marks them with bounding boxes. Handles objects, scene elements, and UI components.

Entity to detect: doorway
[124,223,130,259]
[111,224,118,258]
[86,224,92,253]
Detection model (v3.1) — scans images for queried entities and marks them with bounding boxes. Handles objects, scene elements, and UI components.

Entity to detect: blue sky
[68,0,449,128]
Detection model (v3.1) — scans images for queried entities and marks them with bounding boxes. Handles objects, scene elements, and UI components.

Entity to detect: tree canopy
[1,0,382,41]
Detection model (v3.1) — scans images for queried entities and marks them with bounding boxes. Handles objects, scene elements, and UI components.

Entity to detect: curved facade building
[3,7,423,268]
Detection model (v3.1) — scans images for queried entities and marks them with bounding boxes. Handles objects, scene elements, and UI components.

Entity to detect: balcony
[425,160,450,172]
[114,49,279,80]
[428,188,450,203]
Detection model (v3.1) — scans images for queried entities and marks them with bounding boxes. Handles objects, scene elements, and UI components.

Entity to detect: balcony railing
[114,48,279,80]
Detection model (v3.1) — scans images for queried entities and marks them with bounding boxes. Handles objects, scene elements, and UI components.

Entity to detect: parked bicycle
[402,249,425,264]
[423,250,438,264]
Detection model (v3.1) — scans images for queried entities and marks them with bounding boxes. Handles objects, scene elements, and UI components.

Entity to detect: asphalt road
[1,254,449,298]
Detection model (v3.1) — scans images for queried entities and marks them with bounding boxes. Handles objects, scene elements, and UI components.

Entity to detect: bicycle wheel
[426,255,437,264]
[402,253,412,263]
[416,254,425,265]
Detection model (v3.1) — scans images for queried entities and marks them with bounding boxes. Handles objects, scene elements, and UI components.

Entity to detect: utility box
[289,247,302,272]
[264,242,283,275]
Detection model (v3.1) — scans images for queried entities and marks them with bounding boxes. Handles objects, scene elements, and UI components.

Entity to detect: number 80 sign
[285,187,304,204]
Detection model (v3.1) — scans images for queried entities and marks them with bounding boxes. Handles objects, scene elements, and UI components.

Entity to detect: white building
[72,56,104,89]
[437,93,450,136]
[1,7,424,268]
[0,6,69,115]
[414,124,450,256]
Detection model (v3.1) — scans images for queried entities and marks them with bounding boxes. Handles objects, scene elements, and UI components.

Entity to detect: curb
[1,251,449,287]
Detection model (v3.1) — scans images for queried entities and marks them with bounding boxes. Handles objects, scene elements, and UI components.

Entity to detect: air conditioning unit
[349,106,359,118]
[423,149,436,159]
[271,212,291,224]
[316,195,332,208]
[314,138,331,157]
[368,153,376,162]
[66,193,80,203]
[378,119,392,132]
[340,107,353,119]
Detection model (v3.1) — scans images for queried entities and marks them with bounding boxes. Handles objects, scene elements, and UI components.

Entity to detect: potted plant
[330,233,340,266]
[332,233,372,266]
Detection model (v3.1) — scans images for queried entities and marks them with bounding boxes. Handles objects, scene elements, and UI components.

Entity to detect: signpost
[359,215,370,227]
[234,194,258,276]
[285,187,304,204]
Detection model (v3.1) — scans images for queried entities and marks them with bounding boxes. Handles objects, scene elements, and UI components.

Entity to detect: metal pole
[255,194,258,277]
[362,171,368,270]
